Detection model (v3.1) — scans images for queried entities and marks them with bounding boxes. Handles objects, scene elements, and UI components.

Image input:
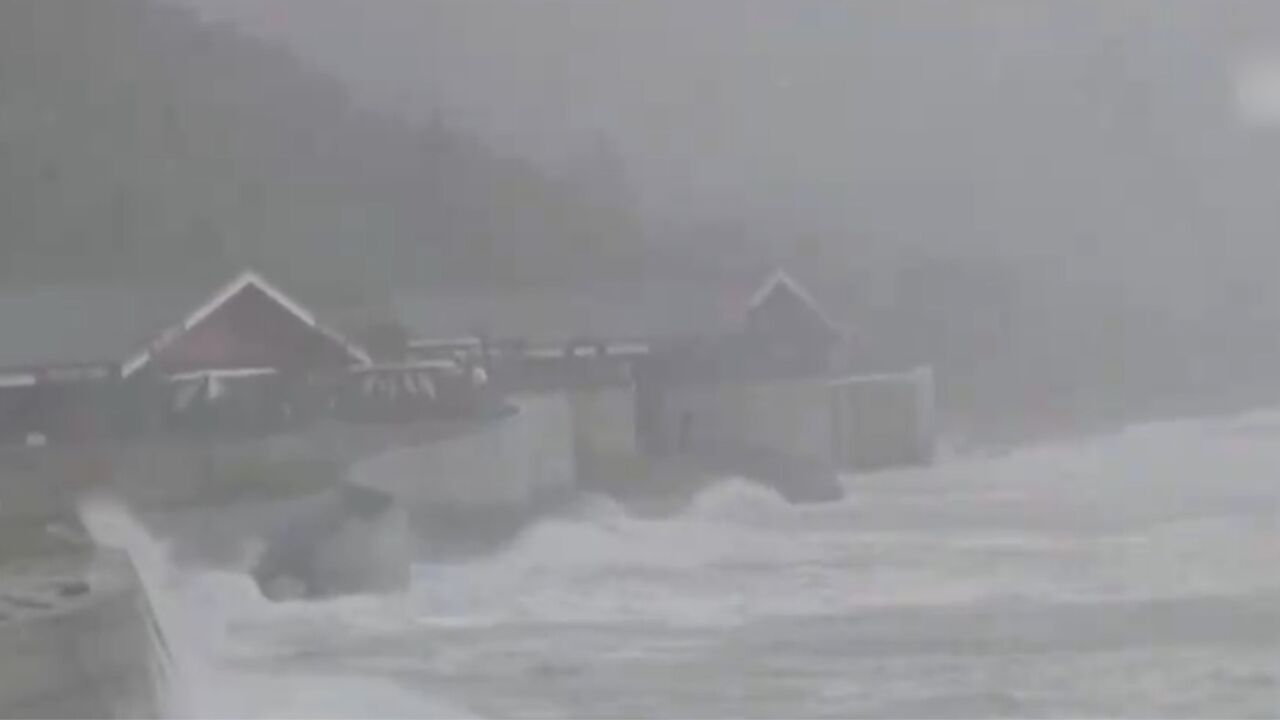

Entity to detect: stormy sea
[89,411,1280,718]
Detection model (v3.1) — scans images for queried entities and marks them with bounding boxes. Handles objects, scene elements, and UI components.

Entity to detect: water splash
[684,476,807,523]
[79,495,211,717]
[78,494,474,718]
[56,412,1280,717]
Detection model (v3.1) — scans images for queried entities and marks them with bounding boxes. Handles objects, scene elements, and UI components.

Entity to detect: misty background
[6,0,1280,438]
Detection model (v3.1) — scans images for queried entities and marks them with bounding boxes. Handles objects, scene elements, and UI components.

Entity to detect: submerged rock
[252,484,411,601]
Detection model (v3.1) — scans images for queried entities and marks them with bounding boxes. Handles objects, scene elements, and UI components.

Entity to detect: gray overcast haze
[156,0,1280,433]
[177,0,1280,225]
[3,6,1280,716]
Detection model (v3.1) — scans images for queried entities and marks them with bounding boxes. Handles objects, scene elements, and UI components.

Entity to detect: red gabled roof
[120,270,371,378]
[744,268,841,334]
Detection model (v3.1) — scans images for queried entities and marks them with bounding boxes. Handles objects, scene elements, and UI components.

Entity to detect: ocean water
[90,411,1280,718]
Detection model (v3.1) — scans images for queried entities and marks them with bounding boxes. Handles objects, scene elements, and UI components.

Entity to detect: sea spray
[684,476,802,524]
[51,416,1280,717]
[78,495,475,718]
[78,495,210,717]
[408,477,863,625]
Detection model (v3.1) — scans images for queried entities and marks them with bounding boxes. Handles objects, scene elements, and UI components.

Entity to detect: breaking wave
[70,408,1280,716]
[79,497,471,718]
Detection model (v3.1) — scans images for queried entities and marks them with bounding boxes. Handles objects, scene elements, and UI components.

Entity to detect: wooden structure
[0,271,378,445]
[632,269,845,459]
[121,270,368,379]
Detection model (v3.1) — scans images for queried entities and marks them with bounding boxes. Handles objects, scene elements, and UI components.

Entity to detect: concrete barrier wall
[662,378,837,464]
[569,388,650,489]
[833,367,936,471]
[0,551,165,718]
[352,394,575,515]
[569,388,637,460]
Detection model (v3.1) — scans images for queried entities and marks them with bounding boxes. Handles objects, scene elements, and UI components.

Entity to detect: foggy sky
[104,0,1280,425]
[175,0,1280,249]
[175,0,884,224]
[174,1,1280,238]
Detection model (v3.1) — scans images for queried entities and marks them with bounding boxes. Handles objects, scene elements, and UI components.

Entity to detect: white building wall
[517,393,577,498]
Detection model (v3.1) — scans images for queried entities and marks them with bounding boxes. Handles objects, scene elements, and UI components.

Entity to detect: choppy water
[93,411,1280,717]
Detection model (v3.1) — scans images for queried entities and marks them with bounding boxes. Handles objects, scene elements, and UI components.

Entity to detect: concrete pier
[0,549,166,718]
[353,394,576,555]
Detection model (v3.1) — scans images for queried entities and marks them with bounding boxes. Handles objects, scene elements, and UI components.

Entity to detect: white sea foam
[75,408,1280,716]
[80,496,472,718]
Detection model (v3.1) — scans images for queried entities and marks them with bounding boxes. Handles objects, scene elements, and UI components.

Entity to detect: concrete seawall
[353,394,575,512]
[352,395,576,554]
[570,387,650,491]
[0,549,166,718]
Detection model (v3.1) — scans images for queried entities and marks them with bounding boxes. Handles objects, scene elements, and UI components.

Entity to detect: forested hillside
[11,0,1280,435]
[0,0,650,292]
